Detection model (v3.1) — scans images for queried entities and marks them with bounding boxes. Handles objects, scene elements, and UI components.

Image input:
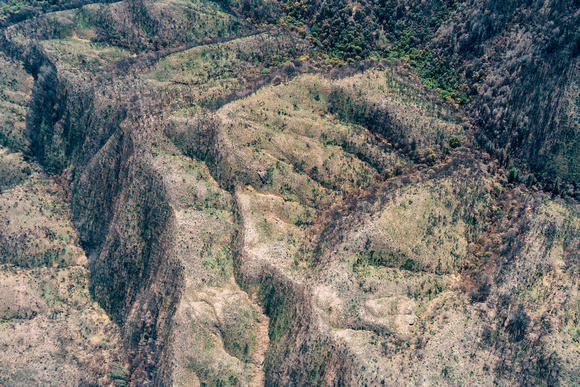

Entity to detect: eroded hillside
[0,54,126,385]
[1,0,579,386]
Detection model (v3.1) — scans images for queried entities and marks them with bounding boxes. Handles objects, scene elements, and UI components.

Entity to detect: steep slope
[220,0,580,195]
[0,54,126,386]
[0,0,579,386]
[433,0,580,196]
[2,2,315,384]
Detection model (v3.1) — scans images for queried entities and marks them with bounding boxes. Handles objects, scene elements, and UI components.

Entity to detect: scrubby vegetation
[0,147,127,385]
[0,0,579,385]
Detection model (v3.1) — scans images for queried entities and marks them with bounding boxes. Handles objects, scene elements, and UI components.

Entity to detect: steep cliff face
[1,2,286,384]
[20,43,184,385]
[0,49,127,386]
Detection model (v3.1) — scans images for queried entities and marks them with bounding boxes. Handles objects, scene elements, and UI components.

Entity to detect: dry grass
[41,39,133,72]
[150,137,269,386]
[0,266,126,387]
[0,148,126,386]
[0,54,32,150]
[0,150,84,268]
[3,3,579,384]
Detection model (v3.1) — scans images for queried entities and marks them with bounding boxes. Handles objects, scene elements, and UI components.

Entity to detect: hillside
[0,0,579,386]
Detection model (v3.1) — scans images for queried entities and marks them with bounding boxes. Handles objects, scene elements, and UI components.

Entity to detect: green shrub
[400,258,417,271]
[508,167,520,183]
[449,136,461,148]
[109,364,127,381]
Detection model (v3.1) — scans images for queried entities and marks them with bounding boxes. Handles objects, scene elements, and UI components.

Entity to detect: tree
[505,309,530,342]
[508,167,520,183]
[449,136,461,148]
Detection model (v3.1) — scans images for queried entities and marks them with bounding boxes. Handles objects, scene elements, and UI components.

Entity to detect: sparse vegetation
[1,0,579,385]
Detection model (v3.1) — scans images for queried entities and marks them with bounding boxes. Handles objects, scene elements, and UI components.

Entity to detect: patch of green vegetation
[273,0,465,103]
[565,327,580,345]
[353,248,409,272]
[41,39,133,71]
[201,246,234,285]
[449,136,461,149]
[508,167,520,183]
[0,0,29,15]
[109,364,128,382]
[187,354,240,387]
[395,48,468,105]
[260,279,291,344]
[219,301,258,362]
